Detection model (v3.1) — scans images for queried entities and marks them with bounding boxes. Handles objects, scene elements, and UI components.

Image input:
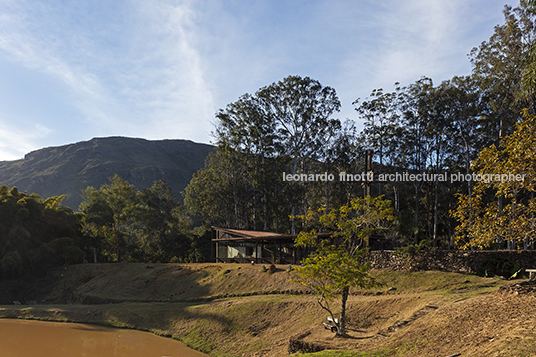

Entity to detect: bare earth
[1,263,535,356]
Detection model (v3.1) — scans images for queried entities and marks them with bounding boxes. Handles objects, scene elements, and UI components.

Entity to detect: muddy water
[0,319,208,357]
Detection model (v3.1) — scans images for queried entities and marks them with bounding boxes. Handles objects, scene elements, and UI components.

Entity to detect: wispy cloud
[0,0,514,161]
[0,0,216,146]
[371,0,506,86]
[0,120,51,161]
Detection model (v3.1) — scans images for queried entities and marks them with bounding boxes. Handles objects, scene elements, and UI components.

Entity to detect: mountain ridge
[0,136,214,210]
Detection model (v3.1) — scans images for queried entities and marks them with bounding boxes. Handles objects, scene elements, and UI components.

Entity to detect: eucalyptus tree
[257,75,342,233]
[210,75,342,234]
[137,180,192,261]
[321,120,361,210]
[354,85,403,196]
[470,3,536,143]
[183,149,252,229]
[396,77,436,243]
[214,93,279,231]
[522,0,536,94]
[80,174,138,262]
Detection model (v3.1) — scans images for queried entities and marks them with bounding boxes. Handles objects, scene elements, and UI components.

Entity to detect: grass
[369,270,506,295]
[293,350,392,357]
[0,263,530,357]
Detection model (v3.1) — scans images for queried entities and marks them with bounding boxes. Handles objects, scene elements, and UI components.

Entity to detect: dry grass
[1,263,533,357]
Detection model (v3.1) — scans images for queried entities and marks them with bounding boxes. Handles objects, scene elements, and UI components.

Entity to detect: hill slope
[0,137,214,209]
[2,263,533,357]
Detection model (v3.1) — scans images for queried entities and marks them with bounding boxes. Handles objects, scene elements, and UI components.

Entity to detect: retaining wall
[364,250,536,276]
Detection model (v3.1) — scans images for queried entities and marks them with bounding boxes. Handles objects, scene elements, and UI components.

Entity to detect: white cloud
[0,0,516,160]
[0,0,217,147]
[0,120,51,161]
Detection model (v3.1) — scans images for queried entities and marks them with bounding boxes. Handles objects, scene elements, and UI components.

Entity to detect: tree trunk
[290,158,298,234]
[433,174,439,248]
[414,185,420,244]
[338,286,350,336]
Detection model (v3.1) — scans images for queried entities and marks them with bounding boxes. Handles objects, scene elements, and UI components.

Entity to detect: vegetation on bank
[0,186,84,279]
[0,177,210,279]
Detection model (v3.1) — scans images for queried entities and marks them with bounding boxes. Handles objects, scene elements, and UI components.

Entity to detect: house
[212,227,394,264]
[212,227,306,264]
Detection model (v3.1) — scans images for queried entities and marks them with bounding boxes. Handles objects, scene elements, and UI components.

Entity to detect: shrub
[1,251,23,279]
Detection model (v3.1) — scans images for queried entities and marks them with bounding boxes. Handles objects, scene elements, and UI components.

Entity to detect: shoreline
[0,301,213,354]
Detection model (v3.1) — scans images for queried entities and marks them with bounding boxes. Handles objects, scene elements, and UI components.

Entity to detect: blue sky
[0,0,510,161]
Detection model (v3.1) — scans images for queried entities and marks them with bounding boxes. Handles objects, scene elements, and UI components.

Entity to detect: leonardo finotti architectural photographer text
[282,171,526,184]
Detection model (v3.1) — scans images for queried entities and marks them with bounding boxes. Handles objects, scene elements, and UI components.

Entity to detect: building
[212,227,306,264]
[212,227,394,264]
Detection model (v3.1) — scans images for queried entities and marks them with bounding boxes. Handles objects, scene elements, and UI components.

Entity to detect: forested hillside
[184,3,536,250]
[0,137,213,210]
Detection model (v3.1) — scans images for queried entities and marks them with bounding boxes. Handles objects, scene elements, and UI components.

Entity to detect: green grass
[370,270,506,295]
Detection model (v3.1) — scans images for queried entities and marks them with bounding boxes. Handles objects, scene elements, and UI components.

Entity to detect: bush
[480,256,521,279]
[48,237,85,264]
[1,251,23,279]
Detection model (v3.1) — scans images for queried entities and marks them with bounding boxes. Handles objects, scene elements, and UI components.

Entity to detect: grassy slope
[1,263,534,357]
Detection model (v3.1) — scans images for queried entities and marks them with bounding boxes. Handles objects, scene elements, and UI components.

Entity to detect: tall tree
[452,109,536,249]
[470,3,536,143]
[207,75,342,234]
[398,77,435,243]
[354,85,402,196]
[80,175,139,262]
[137,180,192,261]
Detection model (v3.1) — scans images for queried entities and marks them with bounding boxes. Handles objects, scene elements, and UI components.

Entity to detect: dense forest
[0,2,535,278]
[183,3,535,250]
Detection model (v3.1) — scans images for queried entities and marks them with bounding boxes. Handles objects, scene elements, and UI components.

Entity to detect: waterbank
[0,263,534,356]
[0,318,208,357]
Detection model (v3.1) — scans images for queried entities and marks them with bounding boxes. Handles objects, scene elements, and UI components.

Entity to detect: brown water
[0,319,209,357]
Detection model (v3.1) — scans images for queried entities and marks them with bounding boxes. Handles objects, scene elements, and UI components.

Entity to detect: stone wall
[364,250,536,276]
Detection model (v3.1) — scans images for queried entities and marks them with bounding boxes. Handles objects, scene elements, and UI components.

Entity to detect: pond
[0,319,208,357]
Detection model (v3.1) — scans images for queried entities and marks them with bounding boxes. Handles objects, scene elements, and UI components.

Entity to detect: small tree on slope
[292,195,396,336]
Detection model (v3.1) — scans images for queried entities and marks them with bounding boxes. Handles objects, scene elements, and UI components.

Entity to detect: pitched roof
[212,226,296,241]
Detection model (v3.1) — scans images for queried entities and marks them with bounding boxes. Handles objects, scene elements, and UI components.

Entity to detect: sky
[0,0,512,161]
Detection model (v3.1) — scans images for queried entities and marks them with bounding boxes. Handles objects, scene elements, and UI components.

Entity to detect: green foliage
[187,75,342,233]
[0,185,83,278]
[47,237,85,265]
[80,175,204,263]
[292,196,395,336]
[480,256,521,279]
[395,239,431,258]
[452,110,536,249]
[470,3,535,140]
[1,251,23,279]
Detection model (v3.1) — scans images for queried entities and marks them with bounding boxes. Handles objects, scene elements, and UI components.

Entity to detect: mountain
[0,137,214,210]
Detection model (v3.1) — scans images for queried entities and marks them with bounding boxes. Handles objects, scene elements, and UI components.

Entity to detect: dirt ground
[2,263,536,356]
[296,287,536,356]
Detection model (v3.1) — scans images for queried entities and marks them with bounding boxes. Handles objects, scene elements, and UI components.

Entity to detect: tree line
[0,176,209,279]
[184,2,536,250]
[1,2,535,279]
